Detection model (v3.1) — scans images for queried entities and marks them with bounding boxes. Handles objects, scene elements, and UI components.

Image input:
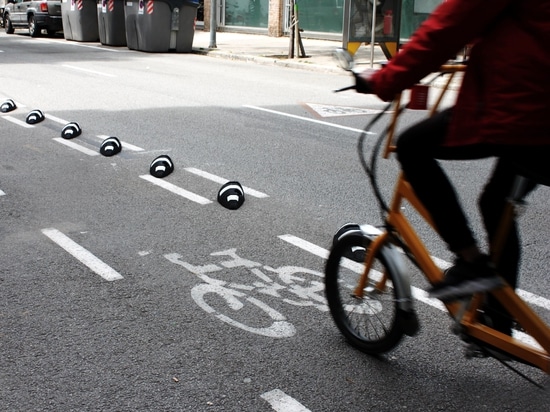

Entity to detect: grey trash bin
[97,0,127,46]
[125,0,198,52]
[62,0,100,42]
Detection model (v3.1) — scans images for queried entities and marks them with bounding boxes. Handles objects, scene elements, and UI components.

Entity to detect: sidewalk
[191,30,389,73]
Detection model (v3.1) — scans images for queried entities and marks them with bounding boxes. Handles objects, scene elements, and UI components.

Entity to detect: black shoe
[480,307,513,336]
[428,255,503,302]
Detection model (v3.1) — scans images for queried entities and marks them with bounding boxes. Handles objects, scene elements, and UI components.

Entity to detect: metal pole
[209,0,217,48]
[370,0,377,68]
[295,1,300,58]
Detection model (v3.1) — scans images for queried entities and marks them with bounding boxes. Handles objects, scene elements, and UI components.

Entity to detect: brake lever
[333,85,356,93]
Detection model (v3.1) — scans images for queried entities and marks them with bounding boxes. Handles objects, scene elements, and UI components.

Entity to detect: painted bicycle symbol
[164,248,327,338]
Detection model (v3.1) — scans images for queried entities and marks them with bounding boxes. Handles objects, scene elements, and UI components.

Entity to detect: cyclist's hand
[353,69,377,94]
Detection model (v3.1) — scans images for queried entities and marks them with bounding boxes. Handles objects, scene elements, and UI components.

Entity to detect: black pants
[396,109,544,331]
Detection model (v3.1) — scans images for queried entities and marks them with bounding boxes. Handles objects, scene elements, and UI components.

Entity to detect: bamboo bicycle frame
[361,65,550,373]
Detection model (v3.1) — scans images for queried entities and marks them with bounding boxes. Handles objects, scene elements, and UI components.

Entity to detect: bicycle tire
[325,233,409,353]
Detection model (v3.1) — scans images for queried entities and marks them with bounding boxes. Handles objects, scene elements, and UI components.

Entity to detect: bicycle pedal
[464,344,487,359]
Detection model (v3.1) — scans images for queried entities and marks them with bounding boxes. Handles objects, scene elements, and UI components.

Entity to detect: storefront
[202,1,441,40]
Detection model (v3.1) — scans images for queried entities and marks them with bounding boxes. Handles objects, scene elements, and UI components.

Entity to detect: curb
[192,47,463,90]
[192,47,344,74]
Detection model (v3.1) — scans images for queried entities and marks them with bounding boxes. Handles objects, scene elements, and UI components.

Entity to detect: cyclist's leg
[396,109,502,300]
[396,109,478,253]
[480,154,541,334]
[479,159,522,334]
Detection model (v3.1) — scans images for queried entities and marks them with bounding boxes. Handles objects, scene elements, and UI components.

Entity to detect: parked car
[3,0,62,37]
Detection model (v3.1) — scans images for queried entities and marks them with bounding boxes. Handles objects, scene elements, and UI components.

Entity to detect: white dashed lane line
[97,135,144,152]
[52,137,100,156]
[42,228,123,281]
[184,167,269,198]
[278,233,549,349]
[139,174,213,205]
[261,389,312,412]
[45,114,70,125]
[2,115,34,128]
[61,64,117,78]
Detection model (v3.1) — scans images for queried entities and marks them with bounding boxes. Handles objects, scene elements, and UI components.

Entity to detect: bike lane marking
[165,251,297,338]
[261,389,312,412]
[42,228,123,281]
[184,167,269,198]
[139,174,213,205]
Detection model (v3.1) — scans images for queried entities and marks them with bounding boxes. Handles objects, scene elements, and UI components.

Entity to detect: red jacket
[368,0,550,147]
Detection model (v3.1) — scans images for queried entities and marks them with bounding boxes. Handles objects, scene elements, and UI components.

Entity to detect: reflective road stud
[61,122,82,139]
[149,155,174,178]
[26,109,45,124]
[99,136,122,156]
[1,99,17,113]
[217,181,245,210]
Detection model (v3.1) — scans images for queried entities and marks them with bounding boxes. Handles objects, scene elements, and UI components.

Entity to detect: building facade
[202,0,344,38]
[201,1,440,40]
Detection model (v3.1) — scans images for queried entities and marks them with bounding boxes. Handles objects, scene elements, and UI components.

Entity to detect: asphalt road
[1,32,549,411]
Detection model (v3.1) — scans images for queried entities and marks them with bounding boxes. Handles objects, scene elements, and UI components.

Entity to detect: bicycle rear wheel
[325,233,411,353]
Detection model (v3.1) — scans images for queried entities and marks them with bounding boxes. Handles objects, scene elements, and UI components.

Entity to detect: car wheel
[28,15,40,37]
[5,14,14,34]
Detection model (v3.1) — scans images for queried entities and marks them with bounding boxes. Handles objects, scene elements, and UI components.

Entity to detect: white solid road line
[278,234,550,312]
[0,189,6,196]
[244,105,376,135]
[52,137,99,156]
[42,228,123,281]
[261,389,311,412]
[139,174,213,205]
[184,167,269,198]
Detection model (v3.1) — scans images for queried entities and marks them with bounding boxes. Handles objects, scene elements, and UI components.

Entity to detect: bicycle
[324,58,550,385]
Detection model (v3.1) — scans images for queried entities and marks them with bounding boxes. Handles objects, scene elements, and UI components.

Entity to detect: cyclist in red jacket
[355,0,550,334]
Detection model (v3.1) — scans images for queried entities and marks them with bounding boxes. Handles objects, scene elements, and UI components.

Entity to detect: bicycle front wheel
[325,233,409,354]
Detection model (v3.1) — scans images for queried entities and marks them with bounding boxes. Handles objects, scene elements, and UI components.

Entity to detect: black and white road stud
[26,109,45,125]
[149,155,174,178]
[100,136,122,156]
[217,181,245,210]
[61,122,82,139]
[1,99,17,113]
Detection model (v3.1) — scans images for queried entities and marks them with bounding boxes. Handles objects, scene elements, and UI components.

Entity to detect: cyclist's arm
[367,0,514,101]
